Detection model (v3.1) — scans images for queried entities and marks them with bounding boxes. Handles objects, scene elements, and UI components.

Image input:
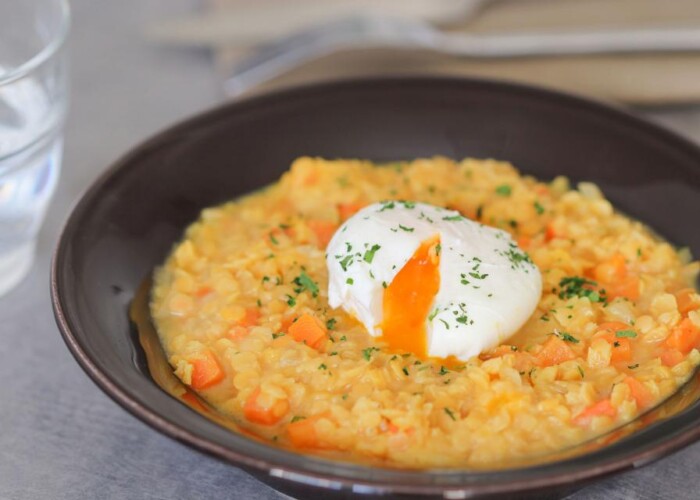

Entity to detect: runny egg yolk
[380,236,440,358]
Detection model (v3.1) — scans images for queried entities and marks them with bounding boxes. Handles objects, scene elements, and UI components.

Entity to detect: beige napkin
[205,0,700,104]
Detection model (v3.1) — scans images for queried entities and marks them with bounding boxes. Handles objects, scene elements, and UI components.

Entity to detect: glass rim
[0,0,71,86]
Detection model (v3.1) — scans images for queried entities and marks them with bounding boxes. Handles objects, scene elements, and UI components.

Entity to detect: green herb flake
[272,332,285,339]
[363,346,380,361]
[340,335,347,341]
[558,276,607,303]
[346,277,354,285]
[398,224,415,232]
[342,393,349,400]
[439,366,449,376]
[363,244,381,263]
[318,363,327,370]
[577,365,585,378]
[286,295,296,307]
[402,366,410,376]
[326,318,337,330]
[628,364,640,369]
[534,201,545,215]
[435,243,441,256]
[291,416,306,423]
[293,271,319,297]
[615,330,637,338]
[495,184,512,197]
[269,233,279,245]
[444,407,457,421]
[442,215,463,222]
[557,331,580,343]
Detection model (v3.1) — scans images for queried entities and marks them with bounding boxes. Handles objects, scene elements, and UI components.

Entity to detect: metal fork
[224,15,700,96]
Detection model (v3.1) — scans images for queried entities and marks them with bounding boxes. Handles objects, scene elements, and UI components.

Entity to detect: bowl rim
[51,75,700,496]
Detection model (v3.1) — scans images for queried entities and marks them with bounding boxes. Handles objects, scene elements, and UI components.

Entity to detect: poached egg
[326,201,541,361]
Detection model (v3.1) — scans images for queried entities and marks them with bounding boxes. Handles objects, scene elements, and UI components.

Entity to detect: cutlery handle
[440,28,700,57]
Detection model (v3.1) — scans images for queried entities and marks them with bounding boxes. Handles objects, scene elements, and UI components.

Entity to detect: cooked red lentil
[150,157,700,468]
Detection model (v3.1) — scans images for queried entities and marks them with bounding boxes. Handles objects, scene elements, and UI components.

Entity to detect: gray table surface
[2,1,700,499]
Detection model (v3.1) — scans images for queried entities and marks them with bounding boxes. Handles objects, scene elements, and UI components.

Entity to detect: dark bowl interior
[52,77,700,498]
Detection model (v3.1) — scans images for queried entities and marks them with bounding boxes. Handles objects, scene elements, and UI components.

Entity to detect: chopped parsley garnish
[340,335,347,341]
[326,318,337,330]
[439,319,450,329]
[363,244,381,263]
[398,224,414,232]
[400,201,416,209]
[496,245,535,271]
[378,201,395,211]
[495,184,512,196]
[439,366,449,376]
[577,365,585,378]
[285,294,296,306]
[342,394,349,400]
[269,233,279,245]
[293,271,319,297]
[556,331,580,343]
[615,330,637,338]
[329,351,338,356]
[558,276,607,303]
[291,416,306,423]
[534,201,545,215]
[382,281,388,289]
[476,205,483,220]
[346,277,354,285]
[444,408,457,421]
[272,332,285,339]
[628,364,639,369]
[362,346,380,361]
[318,363,327,370]
[339,255,353,272]
[442,215,464,222]
[435,243,441,256]
[402,366,410,376]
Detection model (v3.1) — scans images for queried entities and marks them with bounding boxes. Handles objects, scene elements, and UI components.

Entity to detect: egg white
[326,201,542,361]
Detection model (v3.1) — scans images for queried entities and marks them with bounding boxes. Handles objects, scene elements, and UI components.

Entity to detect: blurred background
[149,0,700,105]
[3,0,700,499]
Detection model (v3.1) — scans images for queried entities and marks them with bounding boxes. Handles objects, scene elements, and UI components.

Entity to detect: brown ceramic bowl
[51,77,700,498]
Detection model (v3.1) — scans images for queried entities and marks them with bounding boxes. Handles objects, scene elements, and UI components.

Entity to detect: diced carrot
[593,254,640,300]
[664,318,700,354]
[337,202,364,221]
[545,221,565,241]
[661,349,684,367]
[599,333,632,363]
[517,235,531,249]
[244,387,289,426]
[597,322,633,333]
[594,254,627,284]
[287,411,333,449]
[609,276,640,301]
[537,336,576,367]
[676,288,700,315]
[624,376,653,409]
[288,313,327,349]
[573,398,617,426]
[307,220,338,249]
[194,286,212,297]
[239,307,260,327]
[595,323,635,363]
[188,350,224,390]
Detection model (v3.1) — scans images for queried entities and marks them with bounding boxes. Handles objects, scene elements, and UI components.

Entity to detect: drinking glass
[0,0,69,296]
